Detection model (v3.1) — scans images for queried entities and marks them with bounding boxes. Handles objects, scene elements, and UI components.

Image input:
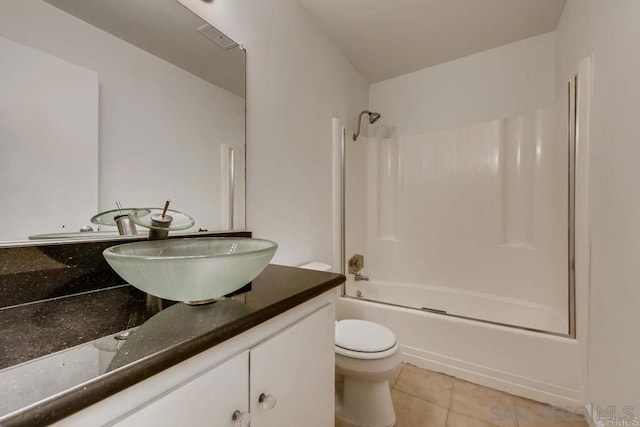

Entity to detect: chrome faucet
[354,273,369,282]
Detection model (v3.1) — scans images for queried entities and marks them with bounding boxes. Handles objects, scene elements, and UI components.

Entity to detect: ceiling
[299,0,566,83]
[44,0,245,97]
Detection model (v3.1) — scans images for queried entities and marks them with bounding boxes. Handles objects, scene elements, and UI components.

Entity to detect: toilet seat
[335,319,398,360]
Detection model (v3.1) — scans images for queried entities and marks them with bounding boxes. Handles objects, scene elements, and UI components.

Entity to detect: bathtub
[338,281,586,408]
[346,279,568,334]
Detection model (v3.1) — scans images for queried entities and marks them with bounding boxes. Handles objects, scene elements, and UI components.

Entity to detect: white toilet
[297,262,400,426]
[335,319,401,427]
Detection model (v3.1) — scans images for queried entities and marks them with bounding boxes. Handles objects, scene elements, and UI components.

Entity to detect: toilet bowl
[335,319,401,427]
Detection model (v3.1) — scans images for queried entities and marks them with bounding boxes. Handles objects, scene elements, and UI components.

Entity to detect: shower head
[368,112,381,124]
[353,110,382,141]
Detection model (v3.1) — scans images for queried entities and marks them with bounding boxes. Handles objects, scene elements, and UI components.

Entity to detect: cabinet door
[114,351,249,427]
[249,304,334,427]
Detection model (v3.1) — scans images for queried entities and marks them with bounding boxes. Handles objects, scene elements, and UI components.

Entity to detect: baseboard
[400,344,583,408]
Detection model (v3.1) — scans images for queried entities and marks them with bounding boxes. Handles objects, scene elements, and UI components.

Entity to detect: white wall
[0,36,98,241]
[178,0,370,266]
[0,0,245,234]
[556,0,640,417]
[370,32,556,136]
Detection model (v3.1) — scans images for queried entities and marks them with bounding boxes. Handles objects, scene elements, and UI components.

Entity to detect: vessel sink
[103,237,277,303]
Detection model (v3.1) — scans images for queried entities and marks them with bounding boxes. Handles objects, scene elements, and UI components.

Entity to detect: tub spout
[355,273,369,282]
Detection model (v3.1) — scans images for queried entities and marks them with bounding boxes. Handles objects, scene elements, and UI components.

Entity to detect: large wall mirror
[0,0,245,243]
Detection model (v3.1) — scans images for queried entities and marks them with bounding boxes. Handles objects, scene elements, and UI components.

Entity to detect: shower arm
[353,110,381,141]
[353,110,371,141]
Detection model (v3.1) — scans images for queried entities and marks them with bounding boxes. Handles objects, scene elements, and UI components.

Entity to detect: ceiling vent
[197,24,238,50]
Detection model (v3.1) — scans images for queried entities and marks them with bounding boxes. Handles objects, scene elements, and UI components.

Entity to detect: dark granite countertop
[0,261,344,426]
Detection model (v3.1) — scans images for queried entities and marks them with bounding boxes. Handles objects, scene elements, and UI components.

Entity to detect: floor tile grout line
[447,379,514,427]
[448,409,503,427]
[445,388,452,426]
[391,384,451,409]
[394,363,456,409]
[512,391,521,427]
[391,388,451,413]
[391,363,404,388]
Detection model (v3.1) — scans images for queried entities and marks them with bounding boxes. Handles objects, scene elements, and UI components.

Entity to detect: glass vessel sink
[103,237,277,304]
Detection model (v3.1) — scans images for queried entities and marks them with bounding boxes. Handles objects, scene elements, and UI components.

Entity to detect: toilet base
[336,376,396,427]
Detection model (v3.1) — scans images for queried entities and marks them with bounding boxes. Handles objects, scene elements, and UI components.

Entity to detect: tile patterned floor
[336,363,588,427]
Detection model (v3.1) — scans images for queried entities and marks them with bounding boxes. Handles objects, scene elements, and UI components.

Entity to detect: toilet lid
[335,319,397,353]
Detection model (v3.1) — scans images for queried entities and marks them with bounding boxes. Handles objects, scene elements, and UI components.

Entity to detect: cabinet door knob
[232,409,251,427]
[258,393,277,409]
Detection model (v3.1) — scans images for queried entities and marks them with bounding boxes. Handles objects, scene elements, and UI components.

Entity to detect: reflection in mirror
[0,0,246,243]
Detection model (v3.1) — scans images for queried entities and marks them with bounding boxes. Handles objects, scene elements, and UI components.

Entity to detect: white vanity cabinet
[249,302,334,427]
[115,351,250,427]
[56,294,335,427]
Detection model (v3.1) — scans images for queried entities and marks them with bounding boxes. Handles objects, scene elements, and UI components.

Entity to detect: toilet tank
[298,262,332,272]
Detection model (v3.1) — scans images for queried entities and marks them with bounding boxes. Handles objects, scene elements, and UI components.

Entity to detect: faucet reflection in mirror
[92,201,196,240]
[91,205,147,237]
[128,202,196,241]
